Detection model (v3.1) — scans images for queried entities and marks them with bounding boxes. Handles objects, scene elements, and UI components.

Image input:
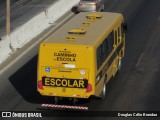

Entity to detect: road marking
[136,53,144,67]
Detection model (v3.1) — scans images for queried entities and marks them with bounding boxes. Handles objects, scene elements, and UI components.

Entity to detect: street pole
[6,0,13,51]
[6,0,10,35]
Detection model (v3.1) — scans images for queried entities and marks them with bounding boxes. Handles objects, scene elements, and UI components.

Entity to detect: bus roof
[43,12,123,46]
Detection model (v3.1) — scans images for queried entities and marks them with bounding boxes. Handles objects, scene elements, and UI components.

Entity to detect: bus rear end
[37,43,95,99]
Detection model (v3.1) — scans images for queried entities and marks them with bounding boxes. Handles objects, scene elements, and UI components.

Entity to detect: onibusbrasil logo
[1,112,42,118]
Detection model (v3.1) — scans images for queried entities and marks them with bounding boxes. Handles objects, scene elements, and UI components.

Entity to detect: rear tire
[73,98,77,106]
[101,4,104,11]
[99,83,106,100]
[118,58,122,72]
[54,97,58,104]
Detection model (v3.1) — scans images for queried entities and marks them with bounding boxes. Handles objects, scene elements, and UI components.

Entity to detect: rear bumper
[38,89,92,99]
[77,7,97,12]
[78,10,97,12]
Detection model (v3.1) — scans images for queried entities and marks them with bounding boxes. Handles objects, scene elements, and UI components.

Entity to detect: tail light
[86,83,92,93]
[38,80,44,90]
[91,3,97,7]
[79,3,84,6]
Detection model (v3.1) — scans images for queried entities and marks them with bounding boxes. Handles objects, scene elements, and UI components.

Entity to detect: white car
[78,0,104,12]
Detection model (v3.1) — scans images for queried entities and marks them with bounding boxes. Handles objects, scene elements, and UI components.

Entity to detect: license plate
[42,77,88,88]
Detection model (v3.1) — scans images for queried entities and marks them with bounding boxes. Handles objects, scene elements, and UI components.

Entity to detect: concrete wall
[0,0,79,64]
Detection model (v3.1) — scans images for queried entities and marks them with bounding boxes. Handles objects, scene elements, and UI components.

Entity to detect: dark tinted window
[96,31,114,69]
[121,23,124,38]
[107,31,114,53]
[114,30,118,45]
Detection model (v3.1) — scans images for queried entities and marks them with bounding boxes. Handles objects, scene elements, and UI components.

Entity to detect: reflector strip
[41,104,88,110]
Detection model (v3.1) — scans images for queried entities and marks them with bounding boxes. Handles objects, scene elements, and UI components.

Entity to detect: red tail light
[91,3,97,7]
[86,83,92,93]
[38,80,44,90]
[79,3,84,6]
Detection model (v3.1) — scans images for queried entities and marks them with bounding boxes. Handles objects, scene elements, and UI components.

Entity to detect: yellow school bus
[37,12,127,102]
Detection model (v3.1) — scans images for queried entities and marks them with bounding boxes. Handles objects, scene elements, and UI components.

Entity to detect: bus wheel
[101,4,104,11]
[73,98,77,106]
[118,58,122,72]
[54,97,58,104]
[100,83,106,100]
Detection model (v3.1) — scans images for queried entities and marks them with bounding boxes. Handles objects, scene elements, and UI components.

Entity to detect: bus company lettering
[54,52,76,62]
[42,77,88,88]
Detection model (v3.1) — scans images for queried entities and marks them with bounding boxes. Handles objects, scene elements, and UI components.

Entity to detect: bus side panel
[94,17,126,97]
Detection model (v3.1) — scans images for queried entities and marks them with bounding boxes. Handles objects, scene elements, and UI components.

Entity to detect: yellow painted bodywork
[37,12,125,99]
[38,44,95,98]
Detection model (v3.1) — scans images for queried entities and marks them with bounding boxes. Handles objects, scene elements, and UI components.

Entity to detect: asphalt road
[0,0,160,119]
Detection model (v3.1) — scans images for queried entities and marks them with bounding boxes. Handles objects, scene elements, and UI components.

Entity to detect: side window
[96,31,114,69]
[96,45,103,69]
[121,23,124,38]
[96,38,109,69]
[102,39,108,59]
[96,43,106,69]
[107,31,114,53]
[118,26,121,44]
[114,30,118,46]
